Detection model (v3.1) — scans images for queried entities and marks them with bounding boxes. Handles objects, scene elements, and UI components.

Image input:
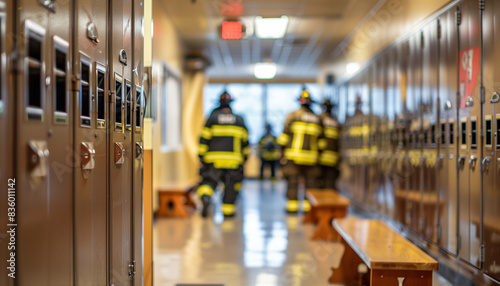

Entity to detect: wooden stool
[155,190,189,218]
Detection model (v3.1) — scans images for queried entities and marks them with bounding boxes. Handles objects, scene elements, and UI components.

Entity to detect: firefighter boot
[201,195,211,218]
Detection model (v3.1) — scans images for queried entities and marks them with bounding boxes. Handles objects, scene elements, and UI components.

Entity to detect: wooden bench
[155,186,196,218]
[303,189,350,240]
[330,218,438,286]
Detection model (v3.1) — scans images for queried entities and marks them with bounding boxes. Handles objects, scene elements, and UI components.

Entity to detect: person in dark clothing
[196,91,250,218]
[258,124,280,180]
[277,88,323,213]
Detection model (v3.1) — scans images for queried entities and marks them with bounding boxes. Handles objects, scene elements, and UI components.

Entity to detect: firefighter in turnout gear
[258,124,280,180]
[317,99,340,189]
[197,91,250,218]
[277,89,322,213]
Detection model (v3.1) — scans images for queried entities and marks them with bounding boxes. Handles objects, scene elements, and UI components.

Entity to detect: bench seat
[330,218,438,286]
[304,189,350,240]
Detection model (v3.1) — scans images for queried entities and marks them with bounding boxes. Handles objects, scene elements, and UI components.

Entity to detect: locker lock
[465,97,474,107]
[481,157,491,173]
[491,92,499,103]
[135,142,144,159]
[119,49,128,65]
[114,142,125,165]
[81,142,96,170]
[469,155,477,168]
[87,23,99,44]
[457,156,466,169]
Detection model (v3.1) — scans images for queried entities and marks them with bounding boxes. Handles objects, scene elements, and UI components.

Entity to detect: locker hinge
[128,261,136,278]
[481,244,485,265]
[10,50,21,74]
[109,90,115,103]
[457,7,462,26]
[479,0,485,11]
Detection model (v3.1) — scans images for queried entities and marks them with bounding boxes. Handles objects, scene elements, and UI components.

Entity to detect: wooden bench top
[306,189,351,207]
[333,218,438,271]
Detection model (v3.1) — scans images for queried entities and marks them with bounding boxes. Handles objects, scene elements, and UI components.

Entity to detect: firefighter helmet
[219,90,233,106]
[298,89,314,105]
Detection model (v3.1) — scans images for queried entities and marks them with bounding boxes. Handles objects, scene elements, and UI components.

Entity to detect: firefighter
[277,88,322,213]
[258,124,280,180]
[317,99,340,189]
[197,91,250,218]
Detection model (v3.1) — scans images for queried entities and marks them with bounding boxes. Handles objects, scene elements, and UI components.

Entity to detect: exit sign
[221,21,243,39]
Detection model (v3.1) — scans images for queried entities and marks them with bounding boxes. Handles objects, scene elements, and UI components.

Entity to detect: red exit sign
[221,21,243,40]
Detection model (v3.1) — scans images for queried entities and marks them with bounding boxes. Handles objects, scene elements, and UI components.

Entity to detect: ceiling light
[255,16,288,39]
[346,63,360,74]
[254,62,277,79]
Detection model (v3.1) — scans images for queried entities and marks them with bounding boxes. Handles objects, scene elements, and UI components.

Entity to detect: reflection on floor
[153,179,453,286]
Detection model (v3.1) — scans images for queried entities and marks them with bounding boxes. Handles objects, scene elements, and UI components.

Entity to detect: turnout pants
[197,163,243,205]
[260,159,277,178]
[317,165,339,189]
[282,161,320,200]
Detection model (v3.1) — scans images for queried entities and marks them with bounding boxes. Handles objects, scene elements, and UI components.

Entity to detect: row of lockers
[0,0,146,285]
[337,0,500,283]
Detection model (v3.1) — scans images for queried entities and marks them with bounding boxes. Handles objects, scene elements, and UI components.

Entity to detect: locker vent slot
[401,129,406,148]
[126,83,132,128]
[80,61,91,126]
[115,79,122,126]
[415,131,420,147]
[97,70,105,121]
[136,89,141,128]
[450,123,454,145]
[424,130,429,148]
[409,132,413,147]
[54,49,66,113]
[471,120,477,149]
[431,124,436,146]
[485,119,492,146]
[27,32,43,118]
[497,118,500,148]
[461,122,467,146]
[441,123,446,145]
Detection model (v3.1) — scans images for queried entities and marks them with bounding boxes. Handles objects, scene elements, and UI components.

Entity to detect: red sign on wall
[459,47,480,109]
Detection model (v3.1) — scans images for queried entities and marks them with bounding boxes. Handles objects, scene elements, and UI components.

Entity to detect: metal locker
[0,0,14,284]
[481,0,500,279]
[109,0,134,283]
[385,52,397,217]
[457,0,482,267]
[437,8,459,255]
[73,0,109,283]
[15,0,73,283]
[420,21,439,242]
[132,0,145,283]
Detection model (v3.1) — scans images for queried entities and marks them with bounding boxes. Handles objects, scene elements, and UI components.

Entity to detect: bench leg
[329,237,367,285]
[311,208,346,241]
[370,269,432,286]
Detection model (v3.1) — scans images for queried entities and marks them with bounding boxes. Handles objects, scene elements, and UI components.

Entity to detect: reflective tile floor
[153,179,453,286]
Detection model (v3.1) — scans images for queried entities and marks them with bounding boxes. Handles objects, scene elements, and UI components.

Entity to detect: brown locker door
[109,0,134,282]
[131,0,145,283]
[482,0,500,279]
[457,0,482,268]
[73,0,108,284]
[16,0,73,282]
[437,8,459,256]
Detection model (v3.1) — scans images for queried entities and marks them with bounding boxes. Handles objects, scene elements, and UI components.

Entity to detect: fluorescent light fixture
[255,16,289,39]
[254,62,277,79]
[346,62,360,74]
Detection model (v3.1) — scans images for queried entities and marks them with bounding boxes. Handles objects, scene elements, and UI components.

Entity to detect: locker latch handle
[28,141,49,179]
[469,155,477,167]
[457,156,466,169]
[115,142,125,165]
[481,157,491,172]
[135,142,144,159]
[81,142,96,170]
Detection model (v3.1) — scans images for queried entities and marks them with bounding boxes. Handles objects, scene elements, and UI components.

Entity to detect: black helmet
[219,90,233,107]
[322,99,333,108]
[298,89,314,105]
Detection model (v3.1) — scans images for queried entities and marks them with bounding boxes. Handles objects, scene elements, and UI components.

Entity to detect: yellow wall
[151,1,206,210]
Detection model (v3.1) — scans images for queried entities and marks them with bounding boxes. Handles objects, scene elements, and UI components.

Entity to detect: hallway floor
[153,180,453,286]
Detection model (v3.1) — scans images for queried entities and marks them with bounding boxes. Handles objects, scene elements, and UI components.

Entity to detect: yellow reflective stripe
[213,161,240,169]
[286,200,299,212]
[324,127,340,139]
[310,136,317,151]
[199,144,208,155]
[234,137,241,154]
[201,127,212,140]
[319,151,339,166]
[284,149,318,164]
[277,133,289,145]
[302,200,311,212]
[292,132,304,150]
[318,139,327,150]
[222,204,236,215]
[234,182,242,191]
[204,152,244,164]
[211,125,247,139]
[197,185,214,197]
[290,122,322,136]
